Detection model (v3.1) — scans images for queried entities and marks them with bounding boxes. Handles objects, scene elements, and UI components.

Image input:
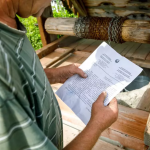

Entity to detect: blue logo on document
[115,59,120,63]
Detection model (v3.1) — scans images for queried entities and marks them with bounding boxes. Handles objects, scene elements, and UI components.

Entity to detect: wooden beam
[87,8,150,18]
[45,17,150,44]
[37,17,48,46]
[37,6,57,46]
[70,0,87,16]
[82,0,150,7]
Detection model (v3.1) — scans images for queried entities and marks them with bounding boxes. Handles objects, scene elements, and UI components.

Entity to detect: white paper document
[56,42,143,125]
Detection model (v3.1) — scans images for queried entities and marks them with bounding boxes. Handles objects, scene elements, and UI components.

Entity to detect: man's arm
[63,92,118,150]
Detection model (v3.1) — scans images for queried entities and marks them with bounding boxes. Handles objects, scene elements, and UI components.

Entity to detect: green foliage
[18,16,42,50]
[18,1,77,50]
[52,0,77,18]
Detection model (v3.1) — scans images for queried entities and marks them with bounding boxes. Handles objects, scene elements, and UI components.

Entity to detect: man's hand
[44,64,87,84]
[89,92,118,133]
[64,93,118,150]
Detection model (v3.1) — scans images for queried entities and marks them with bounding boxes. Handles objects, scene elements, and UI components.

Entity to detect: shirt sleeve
[0,96,58,150]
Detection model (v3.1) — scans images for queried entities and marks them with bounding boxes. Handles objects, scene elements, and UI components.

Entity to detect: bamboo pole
[45,17,150,44]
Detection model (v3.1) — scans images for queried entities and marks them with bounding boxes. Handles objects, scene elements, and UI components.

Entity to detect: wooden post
[45,17,150,44]
[37,6,57,47]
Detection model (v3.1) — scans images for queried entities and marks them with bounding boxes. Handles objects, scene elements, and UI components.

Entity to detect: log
[45,17,150,44]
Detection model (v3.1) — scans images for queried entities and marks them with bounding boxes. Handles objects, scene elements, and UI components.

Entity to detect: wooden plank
[84,40,103,52]
[111,105,148,140]
[69,39,87,49]
[36,36,79,59]
[40,52,62,66]
[55,95,147,150]
[63,123,125,150]
[132,44,150,60]
[43,47,75,68]
[55,48,92,58]
[50,53,73,68]
[125,43,141,58]
[76,57,87,64]
[121,42,136,56]
[146,52,150,61]
[114,42,130,54]
[56,54,83,67]
[75,39,95,51]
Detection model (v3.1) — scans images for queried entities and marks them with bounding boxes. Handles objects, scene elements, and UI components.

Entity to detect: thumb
[96,91,107,106]
[73,64,87,78]
[109,98,118,112]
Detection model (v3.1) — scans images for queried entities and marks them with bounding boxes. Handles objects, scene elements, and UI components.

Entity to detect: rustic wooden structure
[37,1,150,150]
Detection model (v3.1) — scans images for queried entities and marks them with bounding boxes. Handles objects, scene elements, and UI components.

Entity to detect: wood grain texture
[146,52,150,61]
[36,36,79,59]
[43,47,75,68]
[45,18,150,44]
[87,8,150,17]
[45,17,76,35]
[55,95,148,150]
[125,43,141,58]
[82,0,150,7]
[132,44,150,60]
[122,20,150,44]
[37,6,57,46]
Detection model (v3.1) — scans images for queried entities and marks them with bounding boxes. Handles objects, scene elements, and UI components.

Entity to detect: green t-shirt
[0,20,63,150]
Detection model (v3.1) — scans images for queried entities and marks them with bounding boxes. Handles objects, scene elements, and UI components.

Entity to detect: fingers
[95,92,107,106]
[72,64,87,78]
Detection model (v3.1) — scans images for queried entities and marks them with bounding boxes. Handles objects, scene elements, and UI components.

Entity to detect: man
[0,0,118,150]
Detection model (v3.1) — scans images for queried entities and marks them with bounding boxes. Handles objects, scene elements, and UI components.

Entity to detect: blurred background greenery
[18,0,77,50]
